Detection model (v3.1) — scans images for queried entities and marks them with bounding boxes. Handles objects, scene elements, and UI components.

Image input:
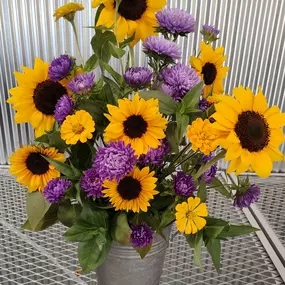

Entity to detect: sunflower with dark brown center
[190,41,229,98]
[212,86,285,178]
[7,58,69,137]
[104,93,168,156]
[9,145,65,192]
[102,166,158,212]
[92,0,166,46]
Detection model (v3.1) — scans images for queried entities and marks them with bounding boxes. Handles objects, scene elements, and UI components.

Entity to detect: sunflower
[7,58,69,138]
[54,2,84,22]
[60,110,95,145]
[102,166,158,212]
[212,86,285,178]
[190,42,229,98]
[9,145,65,192]
[93,0,166,46]
[175,197,208,235]
[104,93,168,156]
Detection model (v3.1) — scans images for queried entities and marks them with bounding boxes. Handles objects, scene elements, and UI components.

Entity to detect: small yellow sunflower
[60,110,95,145]
[212,86,285,178]
[186,118,217,155]
[104,93,168,156]
[9,145,65,192]
[93,0,166,46]
[7,58,71,138]
[175,197,208,235]
[102,166,158,212]
[190,42,229,98]
[54,2,84,22]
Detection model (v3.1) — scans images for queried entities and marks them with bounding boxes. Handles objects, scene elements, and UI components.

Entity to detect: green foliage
[134,243,152,259]
[84,54,98,72]
[197,179,207,202]
[205,237,221,272]
[109,41,126,59]
[111,212,132,245]
[194,231,203,268]
[165,122,179,153]
[94,4,104,26]
[119,33,135,49]
[58,200,82,227]
[90,77,104,100]
[175,112,189,144]
[25,192,58,231]
[218,224,259,238]
[100,61,124,85]
[140,90,178,115]
[102,76,122,102]
[158,207,175,229]
[208,177,232,199]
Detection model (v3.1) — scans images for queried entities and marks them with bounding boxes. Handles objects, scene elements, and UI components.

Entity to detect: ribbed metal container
[96,226,172,285]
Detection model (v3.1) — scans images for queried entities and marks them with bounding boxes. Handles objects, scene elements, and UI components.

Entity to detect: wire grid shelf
[0,173,284,285]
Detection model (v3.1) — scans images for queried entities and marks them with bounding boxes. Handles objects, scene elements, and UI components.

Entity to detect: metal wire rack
[0,172,284,285]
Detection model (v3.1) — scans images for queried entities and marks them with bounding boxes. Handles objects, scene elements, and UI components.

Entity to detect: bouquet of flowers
[7,0,285,275]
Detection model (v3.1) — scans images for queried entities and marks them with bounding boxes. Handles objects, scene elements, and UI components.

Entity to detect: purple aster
[138,139,170,166]
[161,64,200,101]
[124,67,153,89]
[43,178,71,203]
[130,225,154,248]
[198,98,213,112]
[80,168,103,198]
[93,141,137,182]
[68,72,95,94]
[143,36,181,60]
[234,184,260,209]
[201,24,220,42]
[199,154,217,184]
[48,54,74,81]
[156,8,195,35]
[174,171,196,198]
[54,94,75,124]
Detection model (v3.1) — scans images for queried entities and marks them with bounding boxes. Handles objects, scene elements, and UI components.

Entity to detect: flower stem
[70,20,84,67]
[193,149,226,179]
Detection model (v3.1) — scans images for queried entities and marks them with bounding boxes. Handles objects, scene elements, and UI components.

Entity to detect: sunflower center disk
[116,0,147,20]
[33,80,67,115]
[202,62,217,85]
[123,115,148,138]
[26,152,49,175]
[117,176,142,200]
[234,111,270,152]
[72,124,84,135]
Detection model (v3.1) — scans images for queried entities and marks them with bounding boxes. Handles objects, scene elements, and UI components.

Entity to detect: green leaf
[119,33,135,49]
[84,54,98,72]
[205,217,229,227]
[111,213,132,245]
[204,226,225,238]
[165,122,179,153]
[78,232,112,273]
[26,191,52,230]
[185,234,196,248]
[175,112,189,144]
[42,155,75,178]
[81,202,109,228]
[109,41,126,59]
[140,90,178,115]
[180,82,204,114]
[159,208,175,230]
[218,224,259,238]
[35,134,49,143]
[205,238,221,273]
[100,61,123,85]
[58,200,82,227]
[197,179,207,202]
[74,183,83,205]
[194,231,203,268]
[208,177,231,199]
[134,243,152,259]
[48,131,68,153]
[91,77,104,100]
[94,4,104,26]
[103,76,122,101]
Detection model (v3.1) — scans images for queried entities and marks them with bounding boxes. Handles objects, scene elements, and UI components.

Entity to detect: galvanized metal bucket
[96,226,172,285]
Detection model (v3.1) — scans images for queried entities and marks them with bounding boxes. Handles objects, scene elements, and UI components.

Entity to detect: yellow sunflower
[212,86,285,178]
[60,110,95,145]
[102,166,158,212]
[175,197,208,235]
[54,2,84,22]
[9,145,65,192]
[93,0,166,46]
[7,58,71,138]
[104,93,168,156]
[190,42,229,98]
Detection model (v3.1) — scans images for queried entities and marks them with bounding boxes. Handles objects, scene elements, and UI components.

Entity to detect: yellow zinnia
[175,197,208,235]
[9,145,65,192]
[93,0,166,46]
[54,2,84,22]
[60,110,95,145]
[7,58,69,138]
[104,93,168,156]
[102,166,158,213]
[190,42,229,98]
[212,86,285,178]
[186,118,217,155]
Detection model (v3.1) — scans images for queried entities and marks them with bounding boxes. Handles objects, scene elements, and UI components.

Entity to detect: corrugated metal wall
[0,0,285,170]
